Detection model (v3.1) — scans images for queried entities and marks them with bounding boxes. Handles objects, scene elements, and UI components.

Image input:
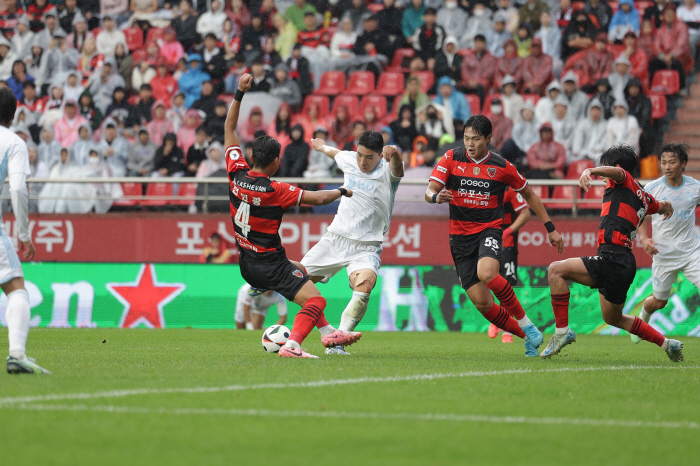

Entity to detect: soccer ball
[262,325,290,353]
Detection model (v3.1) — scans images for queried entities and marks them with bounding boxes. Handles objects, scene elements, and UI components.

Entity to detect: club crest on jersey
[292,270,303,278]
[473,167,480,175]
[488,167,497,178]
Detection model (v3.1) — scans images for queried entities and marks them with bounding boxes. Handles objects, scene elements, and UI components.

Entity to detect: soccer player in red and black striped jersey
[426,115,565,357]
[544,144,684,361]
[226,74,361,358]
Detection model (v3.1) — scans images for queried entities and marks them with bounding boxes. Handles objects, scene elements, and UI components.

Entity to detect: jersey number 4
[234,202,251,237]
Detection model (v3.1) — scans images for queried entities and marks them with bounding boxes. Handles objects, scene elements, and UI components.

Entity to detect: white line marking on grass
[4,403,698,430]
[0,365,696,406]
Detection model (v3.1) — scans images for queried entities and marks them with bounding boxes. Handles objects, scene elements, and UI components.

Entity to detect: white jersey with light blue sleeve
[644,175,700,262]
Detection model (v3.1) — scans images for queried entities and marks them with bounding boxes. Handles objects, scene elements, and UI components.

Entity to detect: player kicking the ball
[426,115,564,357]
[296,133,403,355]
[227,74,361,358]
[544,144,683,361]
[0,88,48,374]
[632,143,700,345]
[235,284,287,330]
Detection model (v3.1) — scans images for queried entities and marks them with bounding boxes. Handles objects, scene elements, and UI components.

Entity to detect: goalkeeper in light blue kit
[633,143,700,342]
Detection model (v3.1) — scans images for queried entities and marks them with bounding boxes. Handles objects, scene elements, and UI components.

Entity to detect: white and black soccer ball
[262,325,290,353]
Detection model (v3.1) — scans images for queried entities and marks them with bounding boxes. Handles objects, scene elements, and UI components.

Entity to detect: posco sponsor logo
[460,179,490,188]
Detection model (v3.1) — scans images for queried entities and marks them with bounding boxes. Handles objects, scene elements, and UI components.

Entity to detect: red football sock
[316,314,330,328]
[630,317,665,347]
[551,292,570,329]
[487,275,525,320]
[289,296,326,345]
[483,303,525,339]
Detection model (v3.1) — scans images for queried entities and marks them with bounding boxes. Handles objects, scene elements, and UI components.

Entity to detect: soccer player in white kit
[633,143,700,344]
[235,284,287,330]
[0,88,49,374]
[299,132,403,354]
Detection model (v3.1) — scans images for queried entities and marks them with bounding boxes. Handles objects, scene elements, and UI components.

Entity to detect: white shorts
[652,256,700,300]
[0,235,23,285]
[301,232,382,283]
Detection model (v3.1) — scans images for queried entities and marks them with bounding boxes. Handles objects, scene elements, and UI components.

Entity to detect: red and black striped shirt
[598,168,660,250]
[297,27,330,49]
[429,148,528,238]
[226,145,304,257]
[503,187,528,248]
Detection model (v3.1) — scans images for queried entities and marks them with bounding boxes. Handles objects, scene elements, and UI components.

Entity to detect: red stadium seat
[346,71,375,95]
[131,49,148,66]
[314,71,346,96]
[113,183,142,207]
[649,94,667,120]
[551,185,579,210]
[609,1,619,13]
[388,48,415,72]
[367,3,384,13]
[375,71,405,96]
[579,183,606,209]
[482,94,502,113]
[141,183,173,207]
[301,95,330,119]
[361,95,388,119]
[528,184,550,203]
[466,94,481,114]
[124,27,144,51]
[331,94,361,119]
[410,71,434,94]
[172,183,197,206]
[566,160,595,179]
[650,70,680,95]
[146,27,164,44]
[636,1,655,10]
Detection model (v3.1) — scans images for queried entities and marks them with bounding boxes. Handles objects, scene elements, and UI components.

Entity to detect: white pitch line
[4,403,698,430]
[0,365,696,406]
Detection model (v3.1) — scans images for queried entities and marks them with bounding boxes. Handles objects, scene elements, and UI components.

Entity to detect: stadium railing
[14,178,621,216]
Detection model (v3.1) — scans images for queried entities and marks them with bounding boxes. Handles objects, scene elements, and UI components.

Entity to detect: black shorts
[450,228,503,290]
[239,249,310,302]
[581,246,637,305]
[499,246,518,286]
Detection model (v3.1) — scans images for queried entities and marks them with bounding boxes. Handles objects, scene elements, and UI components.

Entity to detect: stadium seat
[331,94,361,118]
[388,48,415,72]
[551,185,579,210]
[361,95,388,119]
[141,183,173,207]
[124,27,144,51]
[375,71,405,96]
[609,1,619,13]
[650,70,680,95]
[466,94,481,115]
[528,184,549,203]
[649,94,667,120]
[579,183,606,209]
[482,94,501,114]
[346,71,375,95]
[172,183,198,206]
[146,27,164,43]
[301,95,330,119]
[410,71,434,94]
[131,49,148,66]
[636,1,655,11]
[313,71,346,96]
[566,160,595,179]
[522,94,541,106]
[113,183,142,207]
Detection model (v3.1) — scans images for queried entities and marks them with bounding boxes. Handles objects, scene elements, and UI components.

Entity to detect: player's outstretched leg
[325,269,372,354]
[631,296,666,344]
[279,282,326,359]
[5,286,50,374]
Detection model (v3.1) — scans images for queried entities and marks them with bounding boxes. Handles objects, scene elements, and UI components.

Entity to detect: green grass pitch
[0,329,698,466]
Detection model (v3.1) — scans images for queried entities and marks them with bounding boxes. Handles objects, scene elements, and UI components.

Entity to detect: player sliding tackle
[425,115,564,357]
[632,143,700,345]
[226,74,361,358]
[544,144,683,361]
[291,134,403,355]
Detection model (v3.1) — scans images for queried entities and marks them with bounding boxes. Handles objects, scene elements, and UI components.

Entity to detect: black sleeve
[153,149,165,170]
[352,35,366,56]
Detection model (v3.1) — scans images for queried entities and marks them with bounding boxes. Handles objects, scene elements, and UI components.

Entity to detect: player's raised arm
[302,187,353,206]
[579,167,625,191]
[225,73,253,149]
[311,138,341,159]
[519,185,564,254]
[382,144,404,178]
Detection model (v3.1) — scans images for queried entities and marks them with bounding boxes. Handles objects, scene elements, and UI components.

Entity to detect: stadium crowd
[0,0,696,213]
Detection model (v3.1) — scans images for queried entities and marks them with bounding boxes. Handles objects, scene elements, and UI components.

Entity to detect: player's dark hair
[658,142,689,169]
[464,114,492,137]
[252,135,281,168]
[0,87,17,126]
[599,143,638,173]
[358,131,384,154]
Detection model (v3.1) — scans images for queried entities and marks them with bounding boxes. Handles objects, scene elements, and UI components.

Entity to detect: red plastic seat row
[314,71,377,96]
[114,183,197,207]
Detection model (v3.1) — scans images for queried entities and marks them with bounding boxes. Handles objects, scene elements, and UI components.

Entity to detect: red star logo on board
[106,264,186,329]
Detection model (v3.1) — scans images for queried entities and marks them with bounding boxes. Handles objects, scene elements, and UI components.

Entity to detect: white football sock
[517,316,532,328]
[318,324,335,336]
[284,339,301,349]
[6,289,30,360]
[555,326,569,335]
[339,291,370,332]
[661,338,670,351]
[640,304,652,323]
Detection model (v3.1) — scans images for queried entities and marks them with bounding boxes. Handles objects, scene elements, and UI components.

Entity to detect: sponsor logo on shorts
[292,270,303,278]
[488,167,497,178]
[437,166,447,173]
